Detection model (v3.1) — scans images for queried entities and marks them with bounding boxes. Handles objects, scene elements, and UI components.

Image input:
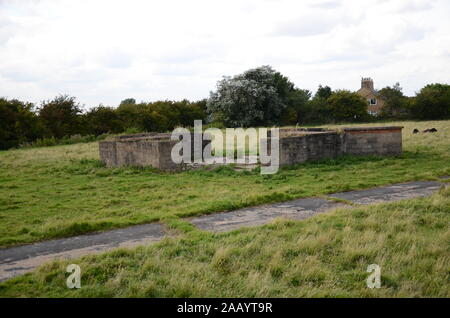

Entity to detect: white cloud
[0,0,449,109]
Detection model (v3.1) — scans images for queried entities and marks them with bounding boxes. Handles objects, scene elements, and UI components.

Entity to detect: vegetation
[0,96,207,150]
[327,90,369,122]
[0,120,449,247]
[39,95,84,139]
[206,65,310,127]
[412,83,450,120]
[0,98,44,150]
[379,82,411,118]
[1,185,448,297]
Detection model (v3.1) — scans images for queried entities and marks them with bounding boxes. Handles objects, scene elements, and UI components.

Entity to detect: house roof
[357,87,379,99]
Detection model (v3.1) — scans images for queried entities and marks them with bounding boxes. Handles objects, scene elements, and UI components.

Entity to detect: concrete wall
[99,127,403,171]
[342,127,403,156]
[277,126,403,167]
[99,141,118,167]
[99,133,210,171]
[279,132,342,166]
[115,139,162,169]
[116,132,163,140]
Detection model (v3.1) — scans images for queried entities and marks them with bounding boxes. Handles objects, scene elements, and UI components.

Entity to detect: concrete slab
[0,223,165,282]
[190,198,347,233]
[328,181,442,205]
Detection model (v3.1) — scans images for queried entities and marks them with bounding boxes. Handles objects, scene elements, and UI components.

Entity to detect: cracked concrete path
[190,198,347,232]
[189,181,443,232]
[0,223,165,282]
[328,181,442,205]
[0,179,446,282]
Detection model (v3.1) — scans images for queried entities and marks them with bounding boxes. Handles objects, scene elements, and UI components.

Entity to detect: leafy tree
[141,110,169,132]
[120,98,136,106]
[379,83,410,118]
[116,102,147,131]
[207,66,291,127]
[39,95,83,139]
[115,99,206,133]
[85,106,124,135]
[302,97,331,124]
[298,85,334,124]
[151,101,183,130]
[0,98,44,149]
[327,90,369,122]
[281,89,311,125]
[411,83,450,119]
[176,99,206,127]
[314,85,332,100]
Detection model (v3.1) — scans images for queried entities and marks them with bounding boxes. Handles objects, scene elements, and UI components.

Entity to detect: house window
[369,98,377,105]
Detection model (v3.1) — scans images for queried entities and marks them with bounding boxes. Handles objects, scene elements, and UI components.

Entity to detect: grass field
[0,120,449,247]
[1,185,448,297]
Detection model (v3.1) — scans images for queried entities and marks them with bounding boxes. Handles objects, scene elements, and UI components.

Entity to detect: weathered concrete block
[343,127,403,156]
[273,126,403,167]
[100,127,403,172]
[99,141,117,167]
[278,131,341,166]
[99,132,211,171]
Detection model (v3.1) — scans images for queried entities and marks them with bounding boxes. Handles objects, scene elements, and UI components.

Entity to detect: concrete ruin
[99,132,211,171]
[273,126,403,167]
[99,126,403,171]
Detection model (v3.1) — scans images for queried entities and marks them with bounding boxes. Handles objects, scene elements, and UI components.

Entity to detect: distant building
[357,78,385,116]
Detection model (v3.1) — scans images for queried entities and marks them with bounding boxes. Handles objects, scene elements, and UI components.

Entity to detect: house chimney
[361,77,374,91]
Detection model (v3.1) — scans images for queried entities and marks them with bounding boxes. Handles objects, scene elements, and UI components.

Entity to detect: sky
[0,0,449,109]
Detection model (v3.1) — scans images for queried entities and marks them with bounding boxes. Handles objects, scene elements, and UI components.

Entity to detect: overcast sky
[1,0,449,109]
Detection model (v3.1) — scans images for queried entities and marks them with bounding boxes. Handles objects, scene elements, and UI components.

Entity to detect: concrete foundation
[342,127,403,156]
[99,126,403,171]
[278,131,342,166]
[99,133,210,171]
[274,126,403,167]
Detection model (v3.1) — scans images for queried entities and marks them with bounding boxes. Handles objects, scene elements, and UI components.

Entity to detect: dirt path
[0,180,445,282]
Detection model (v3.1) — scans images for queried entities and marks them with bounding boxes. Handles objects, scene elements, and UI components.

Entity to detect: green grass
[1,185,448,297]
[0,120,449,247]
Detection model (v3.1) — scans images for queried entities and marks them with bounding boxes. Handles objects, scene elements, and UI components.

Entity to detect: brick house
[357,78,385,116]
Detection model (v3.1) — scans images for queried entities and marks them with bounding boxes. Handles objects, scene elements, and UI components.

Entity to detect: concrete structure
[277,129,342,166]
[99,132,211,171]
[357,78,385,116]
[99,126,403,171]
[271,126,403,167]
[341,127,403,156]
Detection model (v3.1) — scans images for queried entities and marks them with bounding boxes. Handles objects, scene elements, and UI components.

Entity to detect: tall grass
[19,134,109,149]
[1,186,448,297]
[0,120,448,247]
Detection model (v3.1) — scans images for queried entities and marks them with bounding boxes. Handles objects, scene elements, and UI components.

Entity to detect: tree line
[0,96,207,150]
[206,66,450,127]
[1,65,449,150]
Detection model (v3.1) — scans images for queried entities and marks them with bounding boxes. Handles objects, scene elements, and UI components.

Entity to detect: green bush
[411,83,450,119]
[328,90,370,122]
[0,97,44,150]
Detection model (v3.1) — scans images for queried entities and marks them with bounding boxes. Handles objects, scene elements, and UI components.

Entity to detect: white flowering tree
[207,66,291,127]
